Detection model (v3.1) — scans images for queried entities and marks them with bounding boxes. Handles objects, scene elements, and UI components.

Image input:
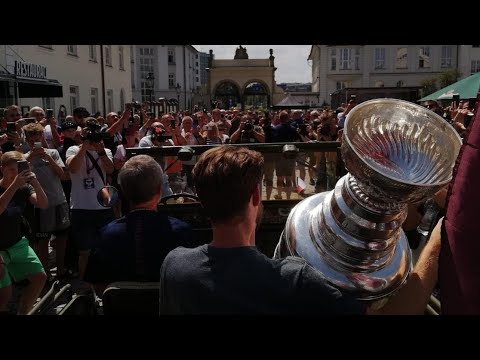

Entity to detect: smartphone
[7,122,16,133]
[34,142,42,149]
[468,97,476,109]
[17,160,29,173]
[170,119,176,128]
[46,109,54,119]
[452,94,460,104]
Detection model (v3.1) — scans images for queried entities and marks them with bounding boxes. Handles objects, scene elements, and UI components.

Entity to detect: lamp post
[175,83,181,112]
[146,72,155,115]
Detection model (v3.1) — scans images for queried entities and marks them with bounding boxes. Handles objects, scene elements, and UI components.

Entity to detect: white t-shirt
[66,146,113,210]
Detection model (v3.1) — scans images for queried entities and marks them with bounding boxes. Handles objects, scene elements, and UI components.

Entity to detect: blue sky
[193,45,312,84]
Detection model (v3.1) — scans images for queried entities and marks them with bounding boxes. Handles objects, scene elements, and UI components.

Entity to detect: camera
[81,122,109,143]
[244,121,253,132]
[17,160,30,173]
[468,97,476,109]
[46,109,54,120]
[151,127,172,143]
[7,122,16,133]
[452,94,460,104]
[126,101,142,110]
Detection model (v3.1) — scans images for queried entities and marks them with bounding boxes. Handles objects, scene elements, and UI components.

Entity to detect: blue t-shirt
[84,210,193,284]
[273,123,301,142]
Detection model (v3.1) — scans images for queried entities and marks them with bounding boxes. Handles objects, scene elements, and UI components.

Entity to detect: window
[67,45,78,56]
[168,48,175,64]
[169,73,175,88]
[141,81,153,103]
[419,46,430,68]
[196,76,199,83]
[139,58,154,77]
[354,48,360,70]
[374,48,386,69]
[89,45,97,61]
[330,48,337,70]
[340,48,352,70]
[69,86,79,114]
[107,89,113,113]
[90,88,98,114]
[395,47,408,69]
[120,89,125,110]
[396,80,404,87]
[471,60,480,74]
[119,46,125,70]
[105,45,112,66]
[39,45,53,49]
[139,47,154,56]
[336,81,348,90]
[441,46,453,67]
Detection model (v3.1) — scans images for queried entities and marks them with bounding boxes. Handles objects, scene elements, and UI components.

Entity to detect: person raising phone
[0,151,48,314]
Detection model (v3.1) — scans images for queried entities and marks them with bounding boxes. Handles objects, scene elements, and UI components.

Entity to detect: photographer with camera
[138,120,178,197]
[65,117,115,280]
[23,123,70,281]
[28,106,61,149]
[230,115,265,144]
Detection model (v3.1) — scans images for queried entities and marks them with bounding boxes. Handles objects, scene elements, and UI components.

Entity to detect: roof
[272,94,310,109]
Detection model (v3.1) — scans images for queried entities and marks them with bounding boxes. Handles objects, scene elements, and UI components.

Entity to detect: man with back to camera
[159,146,444,315]
[83,155,193,294]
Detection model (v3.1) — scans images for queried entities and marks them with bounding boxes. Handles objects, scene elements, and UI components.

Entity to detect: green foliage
[438,68,462,88]
[420,78,438,97]
[420,68,463,97]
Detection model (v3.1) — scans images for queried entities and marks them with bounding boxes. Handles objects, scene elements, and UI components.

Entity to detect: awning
[419,72,480,102]
[0,74,63,98]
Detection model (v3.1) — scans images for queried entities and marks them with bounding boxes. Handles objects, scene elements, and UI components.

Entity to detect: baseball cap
[61,121,77,131]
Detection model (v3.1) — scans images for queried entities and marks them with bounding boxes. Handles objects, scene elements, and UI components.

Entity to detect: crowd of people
[0,96,466,314]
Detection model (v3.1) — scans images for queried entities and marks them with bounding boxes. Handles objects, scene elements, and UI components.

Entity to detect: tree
[420,78,438,97]
[438,68,462,88]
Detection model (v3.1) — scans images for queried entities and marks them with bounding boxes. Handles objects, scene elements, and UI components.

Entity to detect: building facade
[130,45,199,112]
[207,46,285,110]
[0,45,131,117]
[308,45,480,105]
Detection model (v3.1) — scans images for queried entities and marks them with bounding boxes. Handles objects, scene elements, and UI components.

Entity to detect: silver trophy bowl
[274,99,462,300]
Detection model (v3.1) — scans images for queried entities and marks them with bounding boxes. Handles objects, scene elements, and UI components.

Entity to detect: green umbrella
[419,72,480,102]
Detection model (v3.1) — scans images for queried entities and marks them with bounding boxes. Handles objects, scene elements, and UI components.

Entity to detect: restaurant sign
[15,60,47,80]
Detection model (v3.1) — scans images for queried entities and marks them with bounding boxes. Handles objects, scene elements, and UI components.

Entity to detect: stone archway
[243,80,270,109]
[213,80,241,109]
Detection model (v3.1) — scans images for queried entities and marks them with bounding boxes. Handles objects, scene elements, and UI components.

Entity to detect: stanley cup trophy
[274,99,462,301]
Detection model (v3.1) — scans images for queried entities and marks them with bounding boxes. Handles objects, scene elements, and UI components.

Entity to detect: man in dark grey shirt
[159,146,444,315]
